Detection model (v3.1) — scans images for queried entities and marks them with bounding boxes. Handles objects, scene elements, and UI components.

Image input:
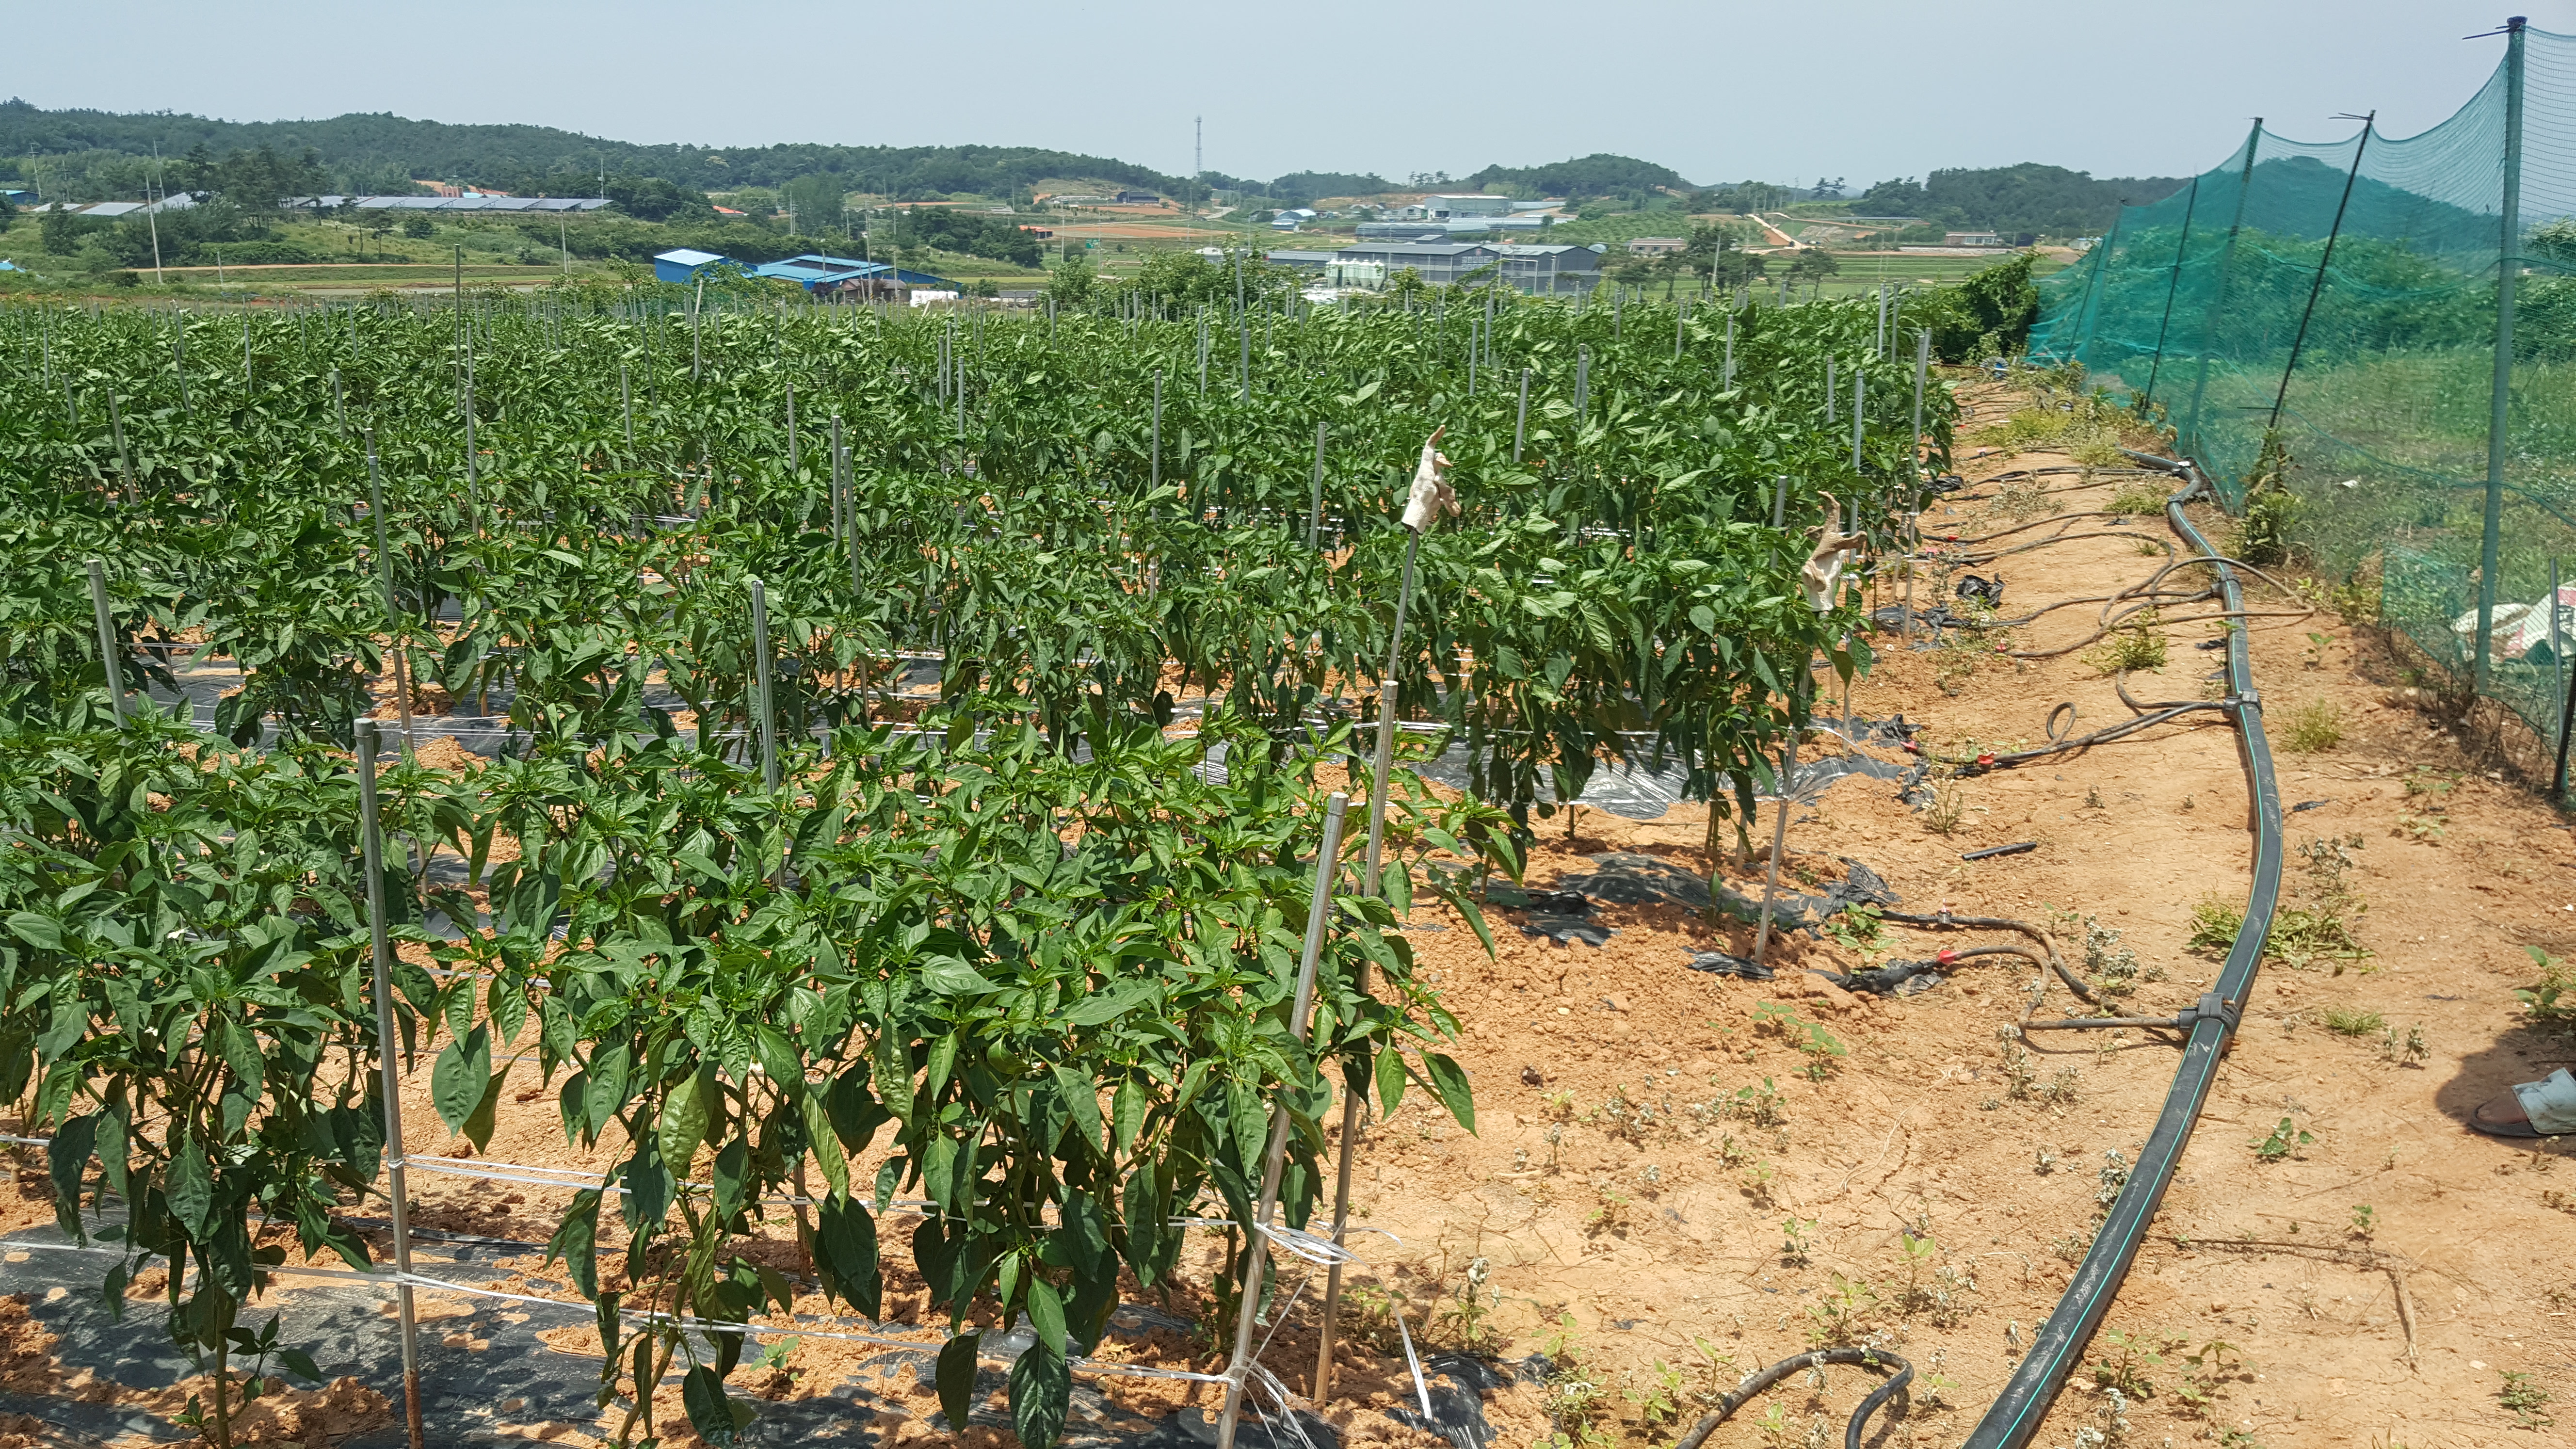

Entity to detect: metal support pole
[85,560,127,725]
[107,391,136,504]
[1773,476,1788,530]
[1853,370,1866,472]
[1724,311,1735,388]
[1513,369,1530,463]
[1216,794,1348,1449]
[842,445,861,600]
[2479,17,2529,692]
[1151,369,1162,491]
[1574,346,1589,417]
[366,432,415,759]
[786,382,799,479]
[2268,115,2374,432]
[2181,122,2266,465]
[1312,518,1424,1400]
[355,720,428,1449]
[1912,329,1931,447]
[748,577,780,792]
[2142,176,2203,404]
[2553,556,2565,772]
[1309,422,1328,547]
[1752,711,1802,964]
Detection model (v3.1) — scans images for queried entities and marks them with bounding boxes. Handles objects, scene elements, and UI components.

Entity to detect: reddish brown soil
[1336,415,2576,1449]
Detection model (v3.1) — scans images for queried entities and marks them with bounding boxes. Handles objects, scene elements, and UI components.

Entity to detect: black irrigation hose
[1819,943,2042,995]
[1671,1347,1915,1449]
[1962,456,2283,1449]
[1946,530,2178,570]
[1876,910,2095,1004]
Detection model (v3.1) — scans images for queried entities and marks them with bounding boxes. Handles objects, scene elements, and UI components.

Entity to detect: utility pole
[1194,116,1203,217]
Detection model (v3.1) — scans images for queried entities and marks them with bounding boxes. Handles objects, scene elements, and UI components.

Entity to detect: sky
[6,1,2561,188]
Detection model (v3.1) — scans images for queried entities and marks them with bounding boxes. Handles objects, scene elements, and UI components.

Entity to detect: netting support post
[2181,121,2265,468]
[1216,793,1348,1449]
[2478,17,2530,692]
[2553,556,2569,799]
[2144,177,2203,404]
[2071,203,2125,369]
[2269,115,2375,432]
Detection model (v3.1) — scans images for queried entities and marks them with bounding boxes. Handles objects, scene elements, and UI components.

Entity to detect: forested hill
[0,99,1188,202]
[1861,163,2190,236]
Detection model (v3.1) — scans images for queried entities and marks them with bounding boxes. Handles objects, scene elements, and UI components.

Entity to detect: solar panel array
[299,195,612,212]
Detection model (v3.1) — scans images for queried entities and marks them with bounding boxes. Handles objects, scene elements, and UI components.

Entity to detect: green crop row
[0,273,1957,1447]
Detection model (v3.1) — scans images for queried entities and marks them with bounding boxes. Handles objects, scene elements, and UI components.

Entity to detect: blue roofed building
[652,248,735,284]
[748,253,960,297]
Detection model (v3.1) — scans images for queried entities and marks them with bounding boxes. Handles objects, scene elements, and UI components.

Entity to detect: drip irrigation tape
[1669,1347,1914,1449]
[1961,457,2282,1449]
[1877,910,2093,1004]
[1960,841,2036,860]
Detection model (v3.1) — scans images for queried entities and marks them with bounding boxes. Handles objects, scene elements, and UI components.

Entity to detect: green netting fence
[2027,18,2576,764]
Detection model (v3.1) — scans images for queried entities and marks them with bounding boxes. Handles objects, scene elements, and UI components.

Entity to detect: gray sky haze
[9,1,2564,188]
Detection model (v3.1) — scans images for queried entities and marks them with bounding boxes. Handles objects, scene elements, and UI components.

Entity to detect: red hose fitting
[1936,948,1958,965]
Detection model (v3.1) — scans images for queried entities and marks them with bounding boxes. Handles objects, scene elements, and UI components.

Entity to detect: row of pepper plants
[0,266,1957,1447]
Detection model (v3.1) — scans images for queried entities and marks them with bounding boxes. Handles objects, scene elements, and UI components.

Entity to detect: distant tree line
[1860,163,2188,238]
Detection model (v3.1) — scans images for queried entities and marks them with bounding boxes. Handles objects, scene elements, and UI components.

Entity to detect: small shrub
[2189,893,2244,954]
[2280,698,2343,753]
[2105,481,2169,515]
[2086,622,2168,674]
[2520,946,2576,1030]
[2322,1005,2384,1037]
[2252,1116,2312,1162]
[2500,1368,2555,1428]
[1803,1273,1880,1347]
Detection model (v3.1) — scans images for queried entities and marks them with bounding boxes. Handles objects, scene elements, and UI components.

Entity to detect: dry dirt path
[1332,414,2576,1448]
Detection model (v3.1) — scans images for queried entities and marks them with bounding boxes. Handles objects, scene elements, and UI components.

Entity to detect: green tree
[1923,250,2043,360]
[1045,248,1095,306]
[1786,247,1841,294]
[400,214,434,240]
[39,204,78,255]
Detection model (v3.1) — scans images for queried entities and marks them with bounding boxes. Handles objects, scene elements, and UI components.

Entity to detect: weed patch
[2280,697,2344,753]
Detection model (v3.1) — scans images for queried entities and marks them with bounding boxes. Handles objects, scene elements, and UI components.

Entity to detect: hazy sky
[8,1,2559,188]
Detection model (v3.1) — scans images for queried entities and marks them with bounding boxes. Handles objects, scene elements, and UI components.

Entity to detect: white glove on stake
[1401,426,1457,532]
[1800,490,1865,614]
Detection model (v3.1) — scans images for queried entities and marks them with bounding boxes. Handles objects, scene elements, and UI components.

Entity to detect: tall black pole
[2478,17,2530,691]
[2180,120,2265,467]
[2142,176,2202,403]
[2268,113,2375,432]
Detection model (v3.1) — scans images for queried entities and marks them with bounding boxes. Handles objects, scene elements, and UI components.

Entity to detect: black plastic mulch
[0,1221,1492,1449]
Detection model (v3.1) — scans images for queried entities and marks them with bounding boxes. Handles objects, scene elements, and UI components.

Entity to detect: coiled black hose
[1960,453,2284,1449]
[1670,1347,1915,1449]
